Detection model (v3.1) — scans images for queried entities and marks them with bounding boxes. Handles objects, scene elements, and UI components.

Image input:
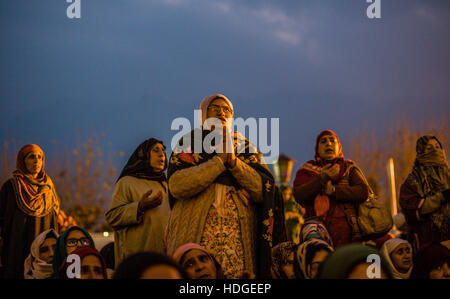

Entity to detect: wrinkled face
[424,138,442,154]
[140,264,182,279]
[65,230,91,255]
[80,255,104,279]
[24,151,43,175]
[390,243,412,273]
[347,262,388,279]
[281,252,296,279]
[149,143,166,172]
[429,261,450,279]
[206,98,233,126]
[317,135,340,161]
[39,237,56,264]
[181,249,217,279]
[308,249,330,279]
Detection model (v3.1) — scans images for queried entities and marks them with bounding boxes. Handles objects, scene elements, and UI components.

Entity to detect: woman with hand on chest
[105,138,170,267]
[293,130,370,249]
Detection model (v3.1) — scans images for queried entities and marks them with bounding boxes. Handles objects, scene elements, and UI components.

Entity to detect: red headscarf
[293,130,354,218]
[58,246,108,279]
[12,144,60,217]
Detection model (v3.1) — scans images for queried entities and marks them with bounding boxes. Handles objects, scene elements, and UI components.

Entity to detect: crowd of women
[0,94,449,279]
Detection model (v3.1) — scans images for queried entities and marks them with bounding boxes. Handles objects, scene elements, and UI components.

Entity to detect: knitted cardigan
[165,156,263,275]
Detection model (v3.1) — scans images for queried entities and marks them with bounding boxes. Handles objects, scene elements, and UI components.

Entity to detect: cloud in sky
[0,0,448,169]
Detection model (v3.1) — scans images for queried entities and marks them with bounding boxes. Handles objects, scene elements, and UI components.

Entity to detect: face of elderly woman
[24,151,43,177]
[149,143,165,172]
[317,135,339,161]
[390,243,412,273]
[206,98,233,126]
[181,249,217,279]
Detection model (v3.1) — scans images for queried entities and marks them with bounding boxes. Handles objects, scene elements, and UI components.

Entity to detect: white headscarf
[380,238,413,279]
[24,229,59,279]
[199,94,234,126]
[199,94,235,218]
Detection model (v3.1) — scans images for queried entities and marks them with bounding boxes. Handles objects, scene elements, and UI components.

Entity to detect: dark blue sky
[1,0,449,175]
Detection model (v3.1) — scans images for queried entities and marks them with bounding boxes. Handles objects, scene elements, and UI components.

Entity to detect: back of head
[316,244,392,279]
[99,242,115,270]
[411,242,450,279]
[113,252,187,279]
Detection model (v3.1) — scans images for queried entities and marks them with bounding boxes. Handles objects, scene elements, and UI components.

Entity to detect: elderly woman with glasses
[165,94,284,279]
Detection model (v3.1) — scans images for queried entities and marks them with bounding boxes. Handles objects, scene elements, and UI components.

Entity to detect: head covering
[271,242,297,279]
[410,242,450,279]
[299,219,334,248]
[117,138,167,187]
[296,239,334,279]
[12,144,60,217]
[405,135,449,236]
[173,243,224,279]
[380,238,413,279]
[199,94,234,126]
[316,244,392,279]
[24,229,59,279]
[293,130,361,219]
[99,242,115,270]
[52,226,95,278]
[58,246,108,279]
[168,95,283,278]
[113,252,187,279]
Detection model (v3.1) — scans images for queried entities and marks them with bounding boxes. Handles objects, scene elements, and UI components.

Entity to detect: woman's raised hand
[138,190,163,212]
[320,164,340,181]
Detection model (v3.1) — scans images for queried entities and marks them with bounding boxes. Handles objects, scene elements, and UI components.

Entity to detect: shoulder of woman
[0,177,15,192]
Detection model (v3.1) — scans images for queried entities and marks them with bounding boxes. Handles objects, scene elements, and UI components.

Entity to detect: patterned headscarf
[271,242,297,279]
[299,219,334,248]
[24,229,59,279]
[380,238,413,279]
[12,144,60,217]
[405,135,449,234]
[296,239,334,279]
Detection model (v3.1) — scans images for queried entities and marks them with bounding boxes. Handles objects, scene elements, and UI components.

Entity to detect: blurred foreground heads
[113,252,187,279]
[316,244,392,279]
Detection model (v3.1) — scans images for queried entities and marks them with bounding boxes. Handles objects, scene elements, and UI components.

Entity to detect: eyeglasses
[65,238,91,247]
[207,104,232,115]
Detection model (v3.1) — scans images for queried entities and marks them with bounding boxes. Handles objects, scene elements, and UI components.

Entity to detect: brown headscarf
[12,144,60,217]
